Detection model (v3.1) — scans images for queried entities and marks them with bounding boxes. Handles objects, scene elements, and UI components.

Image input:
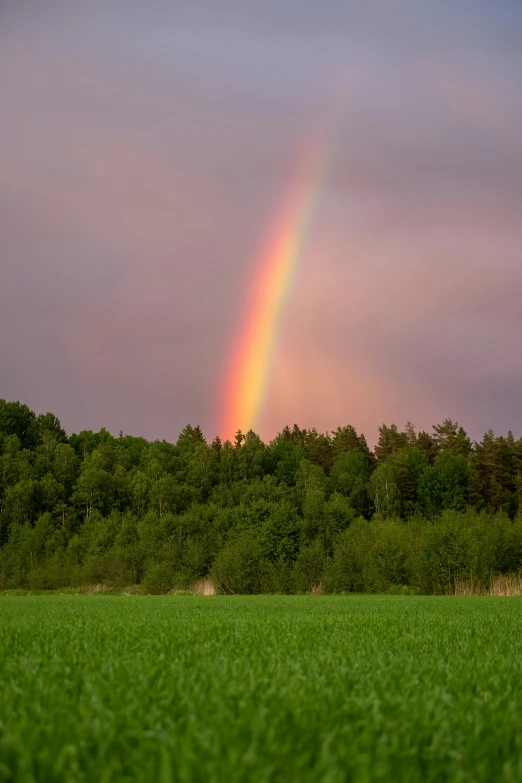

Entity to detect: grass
[1,596,522,782]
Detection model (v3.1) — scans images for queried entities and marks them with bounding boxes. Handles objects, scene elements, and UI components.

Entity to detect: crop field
[1,596,522,782]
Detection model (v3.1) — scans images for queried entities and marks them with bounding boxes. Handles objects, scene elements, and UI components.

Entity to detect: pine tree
[177,424,206,445]
[331,425,373,462]
[290,424,307,447]
[415,431,438,464]
[404,422,417,447]
[466,451,486,510]
[432,420,471,457]
[304,429,333,472]
[475,430,516,513]
[374,424,407,461]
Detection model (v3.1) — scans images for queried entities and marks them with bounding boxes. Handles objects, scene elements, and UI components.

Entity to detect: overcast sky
[2,0,522,443]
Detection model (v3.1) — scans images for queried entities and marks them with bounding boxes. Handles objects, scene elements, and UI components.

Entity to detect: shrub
[294,540,326,593]
[323,518,381,593]
[386,585,425,595]
[211,533,264,594]
[142,561,176,594]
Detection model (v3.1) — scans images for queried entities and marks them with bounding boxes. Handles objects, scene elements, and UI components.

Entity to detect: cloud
[1,1,522,443]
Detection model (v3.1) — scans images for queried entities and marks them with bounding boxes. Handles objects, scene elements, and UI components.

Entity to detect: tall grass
[1,595,522,782]
[454,574,522,596]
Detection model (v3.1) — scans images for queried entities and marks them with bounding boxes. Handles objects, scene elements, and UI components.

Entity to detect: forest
[1,398,522,594]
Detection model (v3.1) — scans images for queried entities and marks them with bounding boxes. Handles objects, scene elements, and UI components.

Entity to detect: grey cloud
[1,1,522,442]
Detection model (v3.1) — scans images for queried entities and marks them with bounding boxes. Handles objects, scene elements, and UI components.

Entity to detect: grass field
[1,596,522,782]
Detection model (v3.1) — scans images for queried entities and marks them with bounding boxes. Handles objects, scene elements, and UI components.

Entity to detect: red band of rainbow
[219,137,332,440]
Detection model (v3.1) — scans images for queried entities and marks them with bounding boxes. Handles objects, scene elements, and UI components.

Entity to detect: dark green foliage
[415,430,439,463]
[432,419,472,457]
[2,399,522,593]
[374,424,407,461]
[294,539,326,592]
[329,450,373,516]
[260,501,300,564]
[211,532,264,594]
[417,452,468,517]
[304,428,333,471]
[388,447,428,518]
[0,399,38,450]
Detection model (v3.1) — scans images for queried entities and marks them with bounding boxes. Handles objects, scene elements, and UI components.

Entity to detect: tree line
[1,398,522,593]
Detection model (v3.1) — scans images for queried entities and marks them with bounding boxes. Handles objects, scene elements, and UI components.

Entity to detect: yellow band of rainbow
[219,137,332,440]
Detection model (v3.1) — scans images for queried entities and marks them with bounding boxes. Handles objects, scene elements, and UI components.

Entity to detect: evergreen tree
[415,431,438,464]
[404,422,417,447]
[374,424,407,461]
[304,429,333,471]
[432,420,471,457]
[177,424,206,446]
[387,447,428,518]
[466,452,486,511]
[211,436,222,453]
[475,430,515,513]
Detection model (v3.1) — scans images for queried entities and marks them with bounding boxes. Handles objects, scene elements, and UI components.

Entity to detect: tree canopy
[1,399,522,594]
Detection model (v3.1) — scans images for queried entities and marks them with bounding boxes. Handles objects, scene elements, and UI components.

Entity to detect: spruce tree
[374,424,407,461]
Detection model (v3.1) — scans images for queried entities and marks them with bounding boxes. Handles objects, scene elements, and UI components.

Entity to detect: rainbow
[219,139,332,440]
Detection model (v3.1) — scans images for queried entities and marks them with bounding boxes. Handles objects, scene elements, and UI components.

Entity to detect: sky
[1,0,522,444]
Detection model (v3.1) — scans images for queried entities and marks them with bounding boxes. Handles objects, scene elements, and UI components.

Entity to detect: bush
[294,540,326,593]
[141,561,176,594]
[261,558,296,594]
[27,553,72,590]
[323,518,381,593]
[386,585,425,595]
[211,533,265,594]
[82,550,136,587]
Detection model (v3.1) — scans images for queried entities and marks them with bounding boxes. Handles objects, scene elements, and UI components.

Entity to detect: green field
[1,596,521,782]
